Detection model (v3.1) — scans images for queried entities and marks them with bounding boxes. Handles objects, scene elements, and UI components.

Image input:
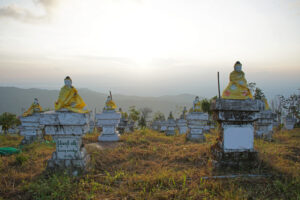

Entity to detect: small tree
[254,87,265,100]
[0,112,20,135]
[248,82,256,94]
[201,99,211,114]
[140,107,152,121]
[138,116,146,129]
[128,106,140,122]
[152,111,165,121]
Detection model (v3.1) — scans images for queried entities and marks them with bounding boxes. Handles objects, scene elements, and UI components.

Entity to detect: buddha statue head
[168,111,174,119]
[194,96,199,102]
[64,76,72,87]
[234,61,242,72]
[33,98,39,105]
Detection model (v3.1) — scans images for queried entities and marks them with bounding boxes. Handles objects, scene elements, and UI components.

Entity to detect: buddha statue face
[234,61,242,72]
[34,98,38,105]
[195,96,199,102]
[64,77,72,87]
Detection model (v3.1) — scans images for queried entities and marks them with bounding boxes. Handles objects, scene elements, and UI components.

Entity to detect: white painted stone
[160,121,167,132]
[44,125,89,135]
[41,111,90,171]
[19,113,43,144]
[176,119,188,134]
[284,117,296,130]
[223,125,254,152]
[96,110,121,142]
[186,112,208,141]
[255,110,273,138]
[40,110,89,126]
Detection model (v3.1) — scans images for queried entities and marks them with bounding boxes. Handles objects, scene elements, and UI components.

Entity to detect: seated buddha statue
[180,106,187,119]
[193,96,202,112]
[168,111,174,120]
[54,76,89,113]
[22,98,43,117]
[104,94,117,111]
[222,61,253,99]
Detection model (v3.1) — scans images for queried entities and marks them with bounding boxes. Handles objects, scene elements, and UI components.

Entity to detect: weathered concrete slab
[40,111,89,126]
[211,99,262,111]
[223,125,254,152]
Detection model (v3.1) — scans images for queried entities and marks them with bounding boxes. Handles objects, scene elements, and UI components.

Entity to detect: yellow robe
[55,85,89,113]
[23,103,42,117]
[264,98,270,110]
[105,100,117,110]
[222,70,253,100]
[193,101,202,112]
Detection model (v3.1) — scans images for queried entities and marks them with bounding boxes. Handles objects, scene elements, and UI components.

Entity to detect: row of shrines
[18,61,295,174]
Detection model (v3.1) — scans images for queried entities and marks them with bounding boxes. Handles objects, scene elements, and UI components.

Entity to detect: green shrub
[15,154,28,166]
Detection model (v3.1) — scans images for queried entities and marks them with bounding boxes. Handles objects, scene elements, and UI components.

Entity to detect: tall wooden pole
[217,72,221,98]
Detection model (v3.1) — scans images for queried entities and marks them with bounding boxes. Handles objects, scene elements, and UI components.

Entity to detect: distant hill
[0,87,202,119]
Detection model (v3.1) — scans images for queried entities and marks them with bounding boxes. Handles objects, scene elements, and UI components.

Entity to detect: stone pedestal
[160,121,167,132]
[151,120,160,131]
[125,120,135,132]
[166,119,176,136]
[283,116,296,130]
[40,110,90,173]
[96,110,121,141]
[19,113,44,145]
[211,99,261,168]
[89,119,95,133]
[186,112,208,141]
[255,110,273,140]
[176,119,188,134]
[118,118,128,134]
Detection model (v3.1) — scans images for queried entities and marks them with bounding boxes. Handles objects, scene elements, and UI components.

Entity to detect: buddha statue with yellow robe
[104,94,117,111]
[222,61,253,99]
[192,96,202,112]
[54,76,89,113]
[23,98,43,117]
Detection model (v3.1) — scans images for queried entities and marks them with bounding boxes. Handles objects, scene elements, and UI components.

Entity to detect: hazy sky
[0,0,299,99]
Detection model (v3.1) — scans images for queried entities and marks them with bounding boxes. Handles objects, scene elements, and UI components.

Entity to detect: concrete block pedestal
[96,110,121,142]
[176,119,188,134]
[186,112,208,142]
[19,113,44,145]
[40,110,90,174]
[211,99,261,169]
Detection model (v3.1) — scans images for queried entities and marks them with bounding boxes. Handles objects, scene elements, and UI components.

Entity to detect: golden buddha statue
[23,98,43,117]
[193,96,202,112]
[222,61,253,99]
[104,94,117,111]
[54,76,89,113]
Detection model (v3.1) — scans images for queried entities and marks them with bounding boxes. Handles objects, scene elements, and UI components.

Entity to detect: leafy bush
[15,154,28,166]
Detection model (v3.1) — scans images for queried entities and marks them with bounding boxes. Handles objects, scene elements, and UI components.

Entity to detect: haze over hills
[0,87,204,118]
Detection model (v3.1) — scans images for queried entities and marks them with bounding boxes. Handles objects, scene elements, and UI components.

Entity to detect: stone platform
[96,110,121,141]
[186,112,208,141]
[176,119,188,134]
[211,99,261,168]
[40,110,90,174]
[255,110,273,140]
[19,113,44,145]
[166,118,176,136]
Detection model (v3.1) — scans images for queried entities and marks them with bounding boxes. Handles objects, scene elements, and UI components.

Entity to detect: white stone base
[40,111,90,173]
[223,124,254,152]
[98,133,120,142]
[178,126,188,134]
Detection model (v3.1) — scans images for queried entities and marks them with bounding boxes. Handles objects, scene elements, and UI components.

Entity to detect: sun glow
[36,0,191,65]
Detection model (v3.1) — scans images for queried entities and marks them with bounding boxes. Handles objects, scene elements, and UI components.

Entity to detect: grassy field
[0,128,299,200]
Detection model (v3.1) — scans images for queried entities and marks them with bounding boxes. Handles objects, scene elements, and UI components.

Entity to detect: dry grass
[0,128,299,199]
